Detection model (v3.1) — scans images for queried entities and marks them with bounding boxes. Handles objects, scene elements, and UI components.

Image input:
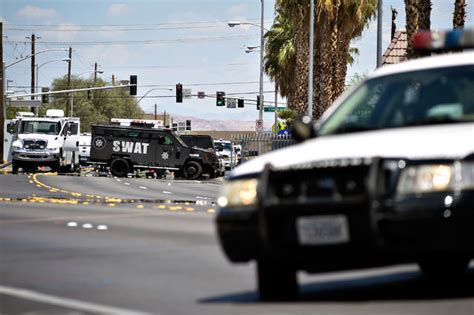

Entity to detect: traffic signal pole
[0,22,4,162]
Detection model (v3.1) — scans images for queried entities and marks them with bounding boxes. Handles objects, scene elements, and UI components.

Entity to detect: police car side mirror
[291,116,317,143]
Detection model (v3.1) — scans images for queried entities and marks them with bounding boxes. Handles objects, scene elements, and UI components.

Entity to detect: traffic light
[87,85,92,100]
[257,95,261,110]
[130,75,137,95]
[41,87,50,104]
[185,120,191,131]
[238,98,244,108]
[176,83,183,103]
[216,91,225,106]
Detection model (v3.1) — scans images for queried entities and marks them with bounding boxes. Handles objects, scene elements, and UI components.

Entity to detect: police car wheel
[183,161,202,180]
[419,256,470,279]
[110,158,130,177]
[257,257,298,301]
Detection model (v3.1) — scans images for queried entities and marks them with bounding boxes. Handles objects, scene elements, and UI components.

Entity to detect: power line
[5,34,259,46]
[4,19,272,28]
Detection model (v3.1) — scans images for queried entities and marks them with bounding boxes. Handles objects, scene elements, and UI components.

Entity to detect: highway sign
[264,106,287,112]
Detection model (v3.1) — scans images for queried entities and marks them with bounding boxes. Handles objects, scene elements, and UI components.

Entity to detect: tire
[256,257,298,301]
[418,256,470,279]
[209,169,217,179]
[23,165,37,173]
[183,161,202,180]
[12,161,19,174]
[110,158,130,177]
[50,161,60,173]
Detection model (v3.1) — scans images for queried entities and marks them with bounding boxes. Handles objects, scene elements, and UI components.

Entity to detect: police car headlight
[397,164,454,195]
[396,163,474,195]
[217,178,258,207]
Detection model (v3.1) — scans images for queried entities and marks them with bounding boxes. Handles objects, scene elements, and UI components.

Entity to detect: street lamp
[239,45,280,134]
[5,48,69,69]
[35,58,71,94]
[69,69,104,117]
[228,0,266,136]
[134,87,173,105]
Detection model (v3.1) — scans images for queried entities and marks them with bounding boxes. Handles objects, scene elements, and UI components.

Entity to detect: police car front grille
[266,164,370,203]
[23,139,47,150]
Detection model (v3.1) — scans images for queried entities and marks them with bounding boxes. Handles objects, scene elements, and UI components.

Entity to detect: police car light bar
[412,28,474,51]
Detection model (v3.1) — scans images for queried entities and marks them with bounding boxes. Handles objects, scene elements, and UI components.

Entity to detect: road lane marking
[67,222,78,227]
[162,191,172,194]
[124,182,130,186]
[0,285,148,315]
[139,186,148,190]
[97,225,108,230]
[82,223,94,229]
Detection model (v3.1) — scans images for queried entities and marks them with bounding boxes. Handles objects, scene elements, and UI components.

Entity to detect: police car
[215,29,474,300]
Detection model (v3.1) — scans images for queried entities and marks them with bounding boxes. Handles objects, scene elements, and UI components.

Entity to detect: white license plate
[296,215,350,245]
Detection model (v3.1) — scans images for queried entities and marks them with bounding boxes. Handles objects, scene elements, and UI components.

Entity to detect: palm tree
[453,0,466,28]
[405,0,419,58]
[330,0,377,106]
[418,0,432,31]
[268,0,376,119]
[264,8,296,103]
[275,0,309,115]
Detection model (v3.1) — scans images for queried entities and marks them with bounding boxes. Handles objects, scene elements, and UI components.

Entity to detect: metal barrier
[231,132,295,162]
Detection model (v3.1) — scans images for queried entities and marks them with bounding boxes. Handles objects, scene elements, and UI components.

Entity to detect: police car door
[155,133,177,167]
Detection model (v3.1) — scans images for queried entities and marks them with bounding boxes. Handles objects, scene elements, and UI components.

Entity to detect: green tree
[42,75,143,132]
[277,108,298,130]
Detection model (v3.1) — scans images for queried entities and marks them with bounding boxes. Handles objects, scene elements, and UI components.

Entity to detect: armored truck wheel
[183,161,202,180]
[110,158,130,177]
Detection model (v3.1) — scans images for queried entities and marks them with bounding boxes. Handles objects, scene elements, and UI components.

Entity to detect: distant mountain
[171,115,273,131]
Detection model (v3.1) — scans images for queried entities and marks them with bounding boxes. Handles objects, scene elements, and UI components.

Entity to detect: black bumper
[376,191,474,257]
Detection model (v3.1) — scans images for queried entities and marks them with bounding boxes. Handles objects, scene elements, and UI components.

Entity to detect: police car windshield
[21,121,62,135]
[318,65,474,136]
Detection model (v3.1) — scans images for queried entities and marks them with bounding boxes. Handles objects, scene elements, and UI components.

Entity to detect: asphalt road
[1,172,474,315]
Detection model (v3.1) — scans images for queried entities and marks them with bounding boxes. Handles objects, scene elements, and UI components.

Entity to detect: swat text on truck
[90,124,219,179]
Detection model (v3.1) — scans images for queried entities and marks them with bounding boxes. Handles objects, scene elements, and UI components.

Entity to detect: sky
[1,0,473,128]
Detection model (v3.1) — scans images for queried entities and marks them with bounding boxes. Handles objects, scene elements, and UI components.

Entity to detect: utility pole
[0,22,4,161]
[377,0,383,68]
[154,104,157,121]
[30,34,35,112]
[66,46,72,116]
[112,74,115,86]
[94,62,98,85]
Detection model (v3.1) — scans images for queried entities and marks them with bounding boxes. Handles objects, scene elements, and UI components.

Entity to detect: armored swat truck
[90,124,219,179]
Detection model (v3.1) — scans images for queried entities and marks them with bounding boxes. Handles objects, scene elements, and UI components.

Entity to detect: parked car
[79,133,91,165]
[180,134,225,177]
[215,29,474,300]
[213,139,236,170]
